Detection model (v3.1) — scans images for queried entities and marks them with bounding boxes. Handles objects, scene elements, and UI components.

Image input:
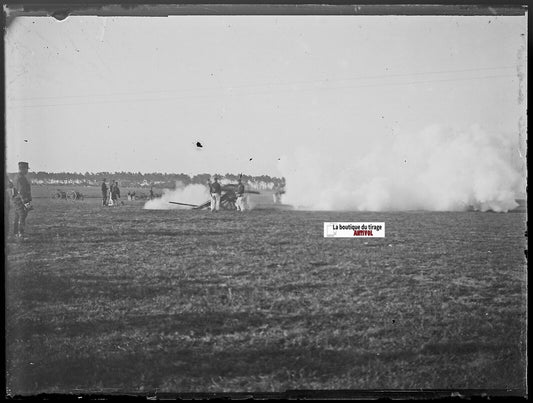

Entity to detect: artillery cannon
[170,183,259,210]
[51,189,67,199]
[67,190,84,200]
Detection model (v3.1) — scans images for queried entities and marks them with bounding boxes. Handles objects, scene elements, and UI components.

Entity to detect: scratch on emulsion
[100,18,108,42]
[516,38,526,162]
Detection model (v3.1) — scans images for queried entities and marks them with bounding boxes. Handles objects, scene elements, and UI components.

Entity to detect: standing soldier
[12,161,33,239]
[101,178,108,206]
[207,178,214,209]
[113,181,121,205]
[108,180,115,206]
[236,178,246,212]
[5,176,14,234]
[211,176,221,212]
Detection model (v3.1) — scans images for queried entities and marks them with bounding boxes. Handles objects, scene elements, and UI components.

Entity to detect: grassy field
[5,195,527,395]
[30,184,159,200]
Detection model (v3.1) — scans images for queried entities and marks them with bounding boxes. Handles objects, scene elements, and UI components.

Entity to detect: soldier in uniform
[12,161,33,239]
[108,180,115,206]
[210,176,221,212]
[5,176,14,234]
[236,178,246,212]
[113,181,121,205]
[101,179,108,206]
[206,179,214,209]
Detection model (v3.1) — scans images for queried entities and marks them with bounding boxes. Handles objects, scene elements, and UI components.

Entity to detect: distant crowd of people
[101,179,158,206]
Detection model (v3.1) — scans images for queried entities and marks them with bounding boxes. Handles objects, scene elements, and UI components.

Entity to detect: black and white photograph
[4,3,527,398]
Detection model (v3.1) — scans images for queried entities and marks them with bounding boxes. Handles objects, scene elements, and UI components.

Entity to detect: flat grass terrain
[5,195,527,395]
[31,184,157,200]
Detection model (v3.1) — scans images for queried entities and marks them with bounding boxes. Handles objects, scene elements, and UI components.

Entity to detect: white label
[324,222,385,238]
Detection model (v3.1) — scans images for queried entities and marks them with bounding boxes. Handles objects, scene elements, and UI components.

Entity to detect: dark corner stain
[52,10,70,21]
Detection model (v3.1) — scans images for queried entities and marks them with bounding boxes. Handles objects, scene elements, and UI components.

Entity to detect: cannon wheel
[220,199,237,210]
[220,190,237,210]
[68,191,84,200]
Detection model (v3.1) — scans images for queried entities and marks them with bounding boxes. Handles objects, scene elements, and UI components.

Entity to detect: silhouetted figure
[101,179,108,206]
[12,162,32,239]
[5,177,14,234]
[210,177,221,212]
[236,179,246,212]
[111,181,121,206]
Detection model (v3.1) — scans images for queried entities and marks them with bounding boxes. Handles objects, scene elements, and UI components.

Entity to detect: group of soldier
[100,178,121,206]
[4,165,257,240]
[207,176,246,212]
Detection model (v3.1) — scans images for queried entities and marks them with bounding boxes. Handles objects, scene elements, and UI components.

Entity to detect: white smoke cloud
[143,182,210,210]
[279,125,524,212]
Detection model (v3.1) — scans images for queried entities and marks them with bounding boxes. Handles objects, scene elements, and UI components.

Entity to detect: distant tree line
[10,171,285,189]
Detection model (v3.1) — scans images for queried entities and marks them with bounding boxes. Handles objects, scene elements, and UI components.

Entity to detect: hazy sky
[5,14,527,177]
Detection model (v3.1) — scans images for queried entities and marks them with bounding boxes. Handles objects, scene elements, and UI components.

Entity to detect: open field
[30,184,159,200]
[5,197,527,395]
[28,184,277,208]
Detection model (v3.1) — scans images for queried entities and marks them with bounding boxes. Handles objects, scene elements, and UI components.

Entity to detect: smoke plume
[279,125,524,212]
[143,182,210,210]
